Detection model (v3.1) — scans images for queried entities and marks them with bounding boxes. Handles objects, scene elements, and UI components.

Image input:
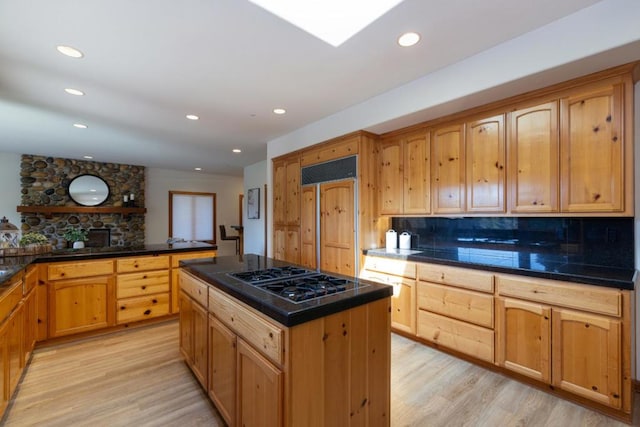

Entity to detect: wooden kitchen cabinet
[320,180,355,276]
[361,256,416,335]
[495,297,551,383]
[300,185,317,269]
[379,130,430,215]
[237,338,283,427]
[552,308,621,409]
[179,270,209,389]
[508,101,559,212]
[273,154,301,263]
[560,83,625,213]
[466,114,505,212]
[431,124,465,214]
[116,255,170,324]
[208,315,236,427]
[48,274,115,338]
[170,250,217,313]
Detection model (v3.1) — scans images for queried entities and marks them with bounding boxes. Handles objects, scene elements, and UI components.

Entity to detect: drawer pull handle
[120,306,126,310]
[144,309,151,315]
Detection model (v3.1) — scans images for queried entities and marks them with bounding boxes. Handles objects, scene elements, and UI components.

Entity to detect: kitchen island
[179,254,393,427]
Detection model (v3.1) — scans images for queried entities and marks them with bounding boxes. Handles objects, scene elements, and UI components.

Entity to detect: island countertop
[180,254,393,327]
[0,242,216,288]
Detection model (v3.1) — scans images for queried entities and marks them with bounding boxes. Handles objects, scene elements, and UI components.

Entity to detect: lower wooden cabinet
[360,269,416,334]
[178,290,208,389]
[48,275,115,338]
[495,297,551,383]
[236,338,283,427]
[208,315,236,426]
[551,308,621,409]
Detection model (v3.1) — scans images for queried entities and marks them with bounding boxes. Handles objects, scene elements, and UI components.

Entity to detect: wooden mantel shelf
[17,205,146,219]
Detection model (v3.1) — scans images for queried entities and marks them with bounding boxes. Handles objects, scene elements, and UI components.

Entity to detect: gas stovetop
[228,267,367,304]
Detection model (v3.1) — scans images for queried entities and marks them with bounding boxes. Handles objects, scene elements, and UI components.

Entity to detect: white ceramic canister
[399,232,411,249]
[385,229,398,250]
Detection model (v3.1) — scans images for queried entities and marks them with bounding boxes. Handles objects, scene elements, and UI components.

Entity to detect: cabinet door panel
[466,114,505,212]
[179,293,193,363]
[285,159,300,225]
[552,308,621,408]
[560,84,624,212]
[432,124,465,213]
[404,132,430,214]
[496,298,550,383]
[237,338,283,427]
[320,180,355,276]
[209,316,236,427]
[272,161,286,225]
[192,301,208,389]
[300,186,317,269]
[379,138,403,214]
[509,101,559,212]
[49,276,114,337]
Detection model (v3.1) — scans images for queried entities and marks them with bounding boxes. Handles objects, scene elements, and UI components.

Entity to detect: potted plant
[19,232,53,254]
[63,227,88,249]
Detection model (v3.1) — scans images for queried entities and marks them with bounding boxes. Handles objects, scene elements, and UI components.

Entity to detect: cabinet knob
[142,285,147,290]
[144,309,151,315]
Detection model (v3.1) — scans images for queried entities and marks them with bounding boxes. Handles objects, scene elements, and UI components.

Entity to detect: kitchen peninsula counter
[364,247,636,289]
[180,254,392,326]
[0,242,216,289]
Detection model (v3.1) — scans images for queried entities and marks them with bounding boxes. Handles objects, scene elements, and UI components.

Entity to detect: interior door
[320,180,355,276]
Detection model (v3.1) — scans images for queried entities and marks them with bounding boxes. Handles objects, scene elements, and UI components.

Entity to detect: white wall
[145,167,243,256]
[0,152,22,230]
[243,160,267,256]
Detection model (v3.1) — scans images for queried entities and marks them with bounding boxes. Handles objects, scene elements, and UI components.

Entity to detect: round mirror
[68,174,110,206]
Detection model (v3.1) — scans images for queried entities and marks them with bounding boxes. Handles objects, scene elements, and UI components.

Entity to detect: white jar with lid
[385,229,397,251]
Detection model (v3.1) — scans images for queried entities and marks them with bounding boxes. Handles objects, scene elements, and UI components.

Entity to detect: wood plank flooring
[2,320,637,426]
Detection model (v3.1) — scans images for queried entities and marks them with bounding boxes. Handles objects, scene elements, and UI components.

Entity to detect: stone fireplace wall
[20,155,146,248]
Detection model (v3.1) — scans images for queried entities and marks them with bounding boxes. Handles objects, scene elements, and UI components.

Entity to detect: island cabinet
[47,259,115,338]
[378,130,430,215]
[170,250,217,313]
[360,256,416,334]
[180,269,391,427]
[495,274,631,413]
[116,255,170,324]
[416,263,495,363]
[178,270,209,389]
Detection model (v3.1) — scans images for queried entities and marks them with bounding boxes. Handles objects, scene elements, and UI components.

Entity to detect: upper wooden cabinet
[432,124,465,214]
[466,114,505,212]
[273,154,300,226]
[560,83,625,213]
[378,130,431,215]
[508,101,559,213]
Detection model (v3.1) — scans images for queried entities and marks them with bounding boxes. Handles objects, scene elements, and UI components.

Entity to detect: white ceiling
[0,0,631,176]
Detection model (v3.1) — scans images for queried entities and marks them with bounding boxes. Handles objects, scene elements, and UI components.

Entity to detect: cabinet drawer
[0,279,23,323]
[417,310,494,363]
[117,293,169,324]
[417,282,493,328]
[418,263,493,293]
[363,256,416,279]
[117,270,169,298]
[171,251,217,267]
[48,260,114,280]
[209,286,284,365]
[116,255,169,273]
[496,274,621,317]
[179,271,209,307]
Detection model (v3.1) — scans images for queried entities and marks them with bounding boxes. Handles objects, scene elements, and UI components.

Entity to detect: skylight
[249,0,405,47]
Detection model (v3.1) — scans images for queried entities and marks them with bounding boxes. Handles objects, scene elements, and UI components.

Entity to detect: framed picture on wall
[247,187,260,219]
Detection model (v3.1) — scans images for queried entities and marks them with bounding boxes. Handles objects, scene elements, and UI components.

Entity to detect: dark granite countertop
[363,247,636,290]
[0,242,217,290]
[180,254,393,327]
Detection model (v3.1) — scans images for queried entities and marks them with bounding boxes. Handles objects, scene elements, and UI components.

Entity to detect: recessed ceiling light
[56,45,84,58]
[249,0,404,47]
[186,114,199,120]
[83,155,93,159]
[194,167,202,171]
[73,123,88,129]
[273,108,286,115]
[233,149,242,153]
[64,88,84,96]
[398,31,420,47]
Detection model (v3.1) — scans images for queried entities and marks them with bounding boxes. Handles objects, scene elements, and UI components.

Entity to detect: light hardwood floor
[3,320,637,426]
